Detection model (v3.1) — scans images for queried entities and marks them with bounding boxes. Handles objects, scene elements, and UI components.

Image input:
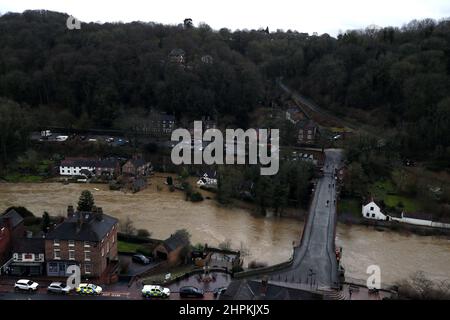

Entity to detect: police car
[141,285,170,298]
[76,283,103,295]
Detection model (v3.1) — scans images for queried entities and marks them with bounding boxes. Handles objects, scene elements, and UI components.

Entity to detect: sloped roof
[163,233,189,252]
[46,211,118,242]
[0,209,24,229]
[13,238,45,254]
[61,158,119,169]
[219,279,323,300]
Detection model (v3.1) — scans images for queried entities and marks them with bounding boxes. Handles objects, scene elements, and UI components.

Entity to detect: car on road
[213,287,227,298]
[179,286,204,298]
[76,283,102,295]
[47,282,72,294]
[141,285,170,298]
[132,253,152,265]
[14,279,39,292]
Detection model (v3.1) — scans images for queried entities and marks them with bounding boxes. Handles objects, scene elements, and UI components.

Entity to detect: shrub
[136,229,151,238]
[190,191,204,202]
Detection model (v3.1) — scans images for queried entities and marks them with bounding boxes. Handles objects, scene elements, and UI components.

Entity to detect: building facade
[59,158,120,177]
[362,201,387,220]
[45,206,118,278]
[9,237,45,276]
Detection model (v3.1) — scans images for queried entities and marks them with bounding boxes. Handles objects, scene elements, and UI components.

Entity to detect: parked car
[213,287,227,298]
[179,286,204,298]
[76,283,103,295]
[132,254,152,265]
[47,282,72,294]
[14,279,39,292]
[141,285,170,298]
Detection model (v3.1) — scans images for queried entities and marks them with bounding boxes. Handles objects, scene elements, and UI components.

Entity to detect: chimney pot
[67,205,74,218]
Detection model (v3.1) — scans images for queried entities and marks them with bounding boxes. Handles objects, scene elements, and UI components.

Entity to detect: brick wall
[45,223,118,277]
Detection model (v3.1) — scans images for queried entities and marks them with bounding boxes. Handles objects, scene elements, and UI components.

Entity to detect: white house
[362,201,387,221]
[197,173,217,187]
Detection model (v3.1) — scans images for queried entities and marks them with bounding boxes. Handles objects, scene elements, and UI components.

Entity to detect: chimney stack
[76,213,84,233]
[260,276,268,297]
[96,207,103,221]
[67,205,74,218]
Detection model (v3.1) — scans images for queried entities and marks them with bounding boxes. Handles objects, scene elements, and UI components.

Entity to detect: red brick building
[45,206,118,281]
[0,210,25,266]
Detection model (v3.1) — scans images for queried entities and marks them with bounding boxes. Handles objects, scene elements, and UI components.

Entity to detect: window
[366,213,370,217]
[101,248,104,257]
[69,250,75,260]
[84,251,91,261]
[68,240,75,247]
[112,234,115,243]
[84,241,90,247]
[372,214,376,218]
[54,249,61,259]
[370,207,374,211]
[49,262,58,273]
[106,242,110,253]
[16,253,22,261]
[84,263,92,274]
[54,239,60,246]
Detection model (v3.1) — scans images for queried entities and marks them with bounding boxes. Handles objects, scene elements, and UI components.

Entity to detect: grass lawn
[369,179,422,213]
[142,265,197,285]
[384,195,420,212]
[118,241,147,253]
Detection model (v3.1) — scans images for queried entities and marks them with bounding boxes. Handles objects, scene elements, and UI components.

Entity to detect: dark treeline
[0,10,449,164]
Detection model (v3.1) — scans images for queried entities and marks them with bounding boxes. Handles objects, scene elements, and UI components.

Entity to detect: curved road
[266,149,343,289]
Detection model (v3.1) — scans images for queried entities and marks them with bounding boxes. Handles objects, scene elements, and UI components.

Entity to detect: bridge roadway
[264,149,343,290]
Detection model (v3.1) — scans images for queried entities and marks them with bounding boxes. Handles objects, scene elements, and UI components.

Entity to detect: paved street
[267,149,343,289]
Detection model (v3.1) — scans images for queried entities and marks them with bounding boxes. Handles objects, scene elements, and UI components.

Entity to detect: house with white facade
[59,158,120,177]
[362,201,387,221]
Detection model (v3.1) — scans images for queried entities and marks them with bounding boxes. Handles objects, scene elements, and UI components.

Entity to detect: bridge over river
[240,149,344,291]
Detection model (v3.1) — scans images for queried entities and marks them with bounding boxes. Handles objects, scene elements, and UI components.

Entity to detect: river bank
[338,209,450,237]
[1,181,450,284]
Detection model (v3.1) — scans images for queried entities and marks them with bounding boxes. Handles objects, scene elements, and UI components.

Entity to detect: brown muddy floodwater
[0,180,302,266]
[0,181,449,284]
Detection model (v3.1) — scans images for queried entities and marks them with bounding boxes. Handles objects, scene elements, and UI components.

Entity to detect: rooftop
[46,208,118,242]
[0,209,24,229]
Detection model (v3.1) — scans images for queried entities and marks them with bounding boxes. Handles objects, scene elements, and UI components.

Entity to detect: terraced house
[45,206,119,282]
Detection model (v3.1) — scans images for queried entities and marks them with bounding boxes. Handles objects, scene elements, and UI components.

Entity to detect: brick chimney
[260,276,268,297]
[67,205,74,218]
[95,207,103,221]
[76,213,84,233]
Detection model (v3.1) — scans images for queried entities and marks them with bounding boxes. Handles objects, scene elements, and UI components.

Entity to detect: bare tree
[120,216,136,235]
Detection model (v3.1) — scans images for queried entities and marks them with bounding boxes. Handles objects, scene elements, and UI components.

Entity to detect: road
[266,149,343,289]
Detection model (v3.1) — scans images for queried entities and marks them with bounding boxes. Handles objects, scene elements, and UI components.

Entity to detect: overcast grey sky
[1,0,450,35]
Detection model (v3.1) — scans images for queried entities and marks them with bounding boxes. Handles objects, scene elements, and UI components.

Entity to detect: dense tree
[77,190,95,211]
[0,10,448,165]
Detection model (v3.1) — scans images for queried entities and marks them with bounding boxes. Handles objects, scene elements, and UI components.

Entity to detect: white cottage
[362,201,387,221]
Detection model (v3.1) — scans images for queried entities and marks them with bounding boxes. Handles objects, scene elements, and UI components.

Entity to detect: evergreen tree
[77,190,95,212]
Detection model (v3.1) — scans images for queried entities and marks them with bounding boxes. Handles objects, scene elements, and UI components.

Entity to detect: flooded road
[0,181,449,284]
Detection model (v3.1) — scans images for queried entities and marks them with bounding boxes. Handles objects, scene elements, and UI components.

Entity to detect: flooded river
[0,181,449,284]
